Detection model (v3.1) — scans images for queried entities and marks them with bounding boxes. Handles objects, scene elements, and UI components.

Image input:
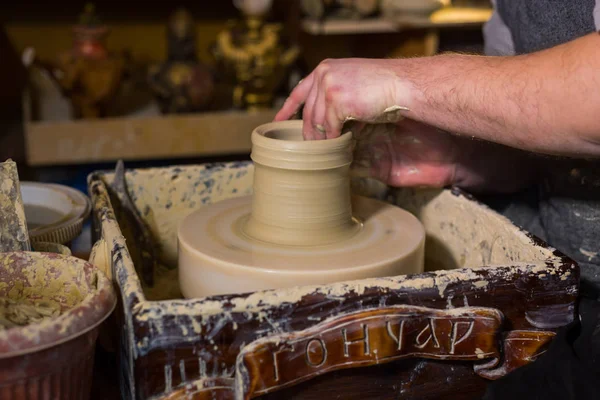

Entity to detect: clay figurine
[148,8,215,114]
[36,4,126,119]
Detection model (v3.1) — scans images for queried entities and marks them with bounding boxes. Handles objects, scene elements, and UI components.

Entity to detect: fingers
[299,63,329,140]
[301,78,321,140]
[275,59,357,140]
[310,82,327,140]
[275,61,346,140]
[323,106,343,139]
[274,74,314,122]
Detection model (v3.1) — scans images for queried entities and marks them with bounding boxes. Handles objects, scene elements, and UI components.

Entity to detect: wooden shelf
[302,18,397,35]
[24,109,277,166]
[301,7,492,35]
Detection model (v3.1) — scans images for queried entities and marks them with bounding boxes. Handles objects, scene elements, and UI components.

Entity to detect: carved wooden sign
[235,306,503,399]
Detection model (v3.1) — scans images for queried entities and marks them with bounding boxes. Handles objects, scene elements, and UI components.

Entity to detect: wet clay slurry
[177,121,426,298]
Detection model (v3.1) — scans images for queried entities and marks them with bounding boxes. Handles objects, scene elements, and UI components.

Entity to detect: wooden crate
[87,161,578,400]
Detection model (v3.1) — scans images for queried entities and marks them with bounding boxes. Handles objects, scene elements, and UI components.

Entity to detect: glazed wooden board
[87,161,579,400]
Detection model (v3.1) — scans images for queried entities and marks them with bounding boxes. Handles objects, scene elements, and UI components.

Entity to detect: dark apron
[482,2,600,399]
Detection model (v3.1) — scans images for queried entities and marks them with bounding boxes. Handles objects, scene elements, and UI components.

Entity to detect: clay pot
[244,121,359,246]
[0,252,116,399]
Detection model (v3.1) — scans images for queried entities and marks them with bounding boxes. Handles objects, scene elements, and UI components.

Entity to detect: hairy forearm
[397,32,600,158]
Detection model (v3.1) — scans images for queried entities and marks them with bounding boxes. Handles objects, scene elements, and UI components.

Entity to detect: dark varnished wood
[238,306,503,398]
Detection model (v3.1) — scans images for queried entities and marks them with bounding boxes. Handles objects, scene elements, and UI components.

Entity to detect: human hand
[352,119,539,193]
[352,119,460,188]
[274,58,413,140]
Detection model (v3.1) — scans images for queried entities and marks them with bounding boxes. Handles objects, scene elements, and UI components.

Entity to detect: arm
[402,32,600,158]
[276,32,600,158]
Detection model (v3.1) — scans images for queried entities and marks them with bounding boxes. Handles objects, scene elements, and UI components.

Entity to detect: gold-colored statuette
[211,0,300,110]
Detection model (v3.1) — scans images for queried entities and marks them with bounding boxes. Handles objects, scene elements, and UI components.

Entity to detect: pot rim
[250,120,354,170]
[0,252,117,359]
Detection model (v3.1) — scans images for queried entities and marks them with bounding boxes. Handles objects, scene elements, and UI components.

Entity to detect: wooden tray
[87,161,579,400]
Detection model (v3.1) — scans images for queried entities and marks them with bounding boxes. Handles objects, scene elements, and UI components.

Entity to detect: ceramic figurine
[211,0,300,110]
[37,4,126,119]
[148,8,215,114]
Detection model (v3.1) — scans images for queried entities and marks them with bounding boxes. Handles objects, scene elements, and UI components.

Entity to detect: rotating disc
[178,195,425,298]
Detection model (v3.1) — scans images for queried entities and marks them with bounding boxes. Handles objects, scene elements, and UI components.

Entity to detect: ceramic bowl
[0,252,116,400]
[20,182,91,245]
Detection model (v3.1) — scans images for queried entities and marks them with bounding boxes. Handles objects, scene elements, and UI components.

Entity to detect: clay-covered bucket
[0,252,116,399]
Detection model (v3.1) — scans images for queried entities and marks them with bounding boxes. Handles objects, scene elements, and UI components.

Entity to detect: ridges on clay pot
[244,120,361,246]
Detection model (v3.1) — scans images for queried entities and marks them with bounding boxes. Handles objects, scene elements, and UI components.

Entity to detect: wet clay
[178,121,425,298]
[244,122,360,246]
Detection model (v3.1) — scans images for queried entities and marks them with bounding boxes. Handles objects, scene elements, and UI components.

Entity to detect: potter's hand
[274,58,411,140]
[353,119,459,188]
[353,119,540,193]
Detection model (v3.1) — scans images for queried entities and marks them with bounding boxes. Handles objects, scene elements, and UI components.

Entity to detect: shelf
[301,7,493,35]
[24,109,277,166]
[302,18,397,35]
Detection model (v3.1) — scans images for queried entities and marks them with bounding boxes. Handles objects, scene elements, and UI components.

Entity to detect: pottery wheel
[178,194,424,298]
[178,120,425,298]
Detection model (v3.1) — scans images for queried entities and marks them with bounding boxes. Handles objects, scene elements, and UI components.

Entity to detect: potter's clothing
[485,0,600,56]
[480,1,600,399]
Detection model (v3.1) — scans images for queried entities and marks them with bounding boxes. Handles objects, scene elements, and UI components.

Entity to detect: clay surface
[179,194,425,297]
[244,122,359,246]
[178,121,425,298]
